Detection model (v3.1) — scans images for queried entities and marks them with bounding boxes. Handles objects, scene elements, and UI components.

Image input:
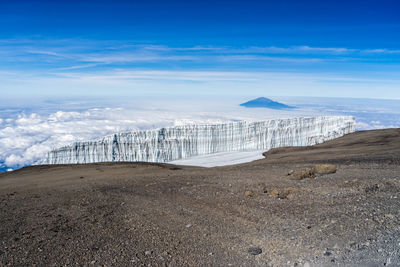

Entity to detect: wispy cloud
[362,49,400,54]
[226,46,355,54]
[26,50,64,57]
[294,46,354,54]
[80,54,200,64]
[55,63,99,70]
[216,54,323,63]
[54,70,260,82]
[1,38,400,72]
[0,38,400,99]
[2,67,399,101]
[49,69,400,85]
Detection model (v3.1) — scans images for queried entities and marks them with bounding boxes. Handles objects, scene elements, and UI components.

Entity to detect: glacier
[43,116,355,165]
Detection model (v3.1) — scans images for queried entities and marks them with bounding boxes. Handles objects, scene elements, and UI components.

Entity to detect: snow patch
[170,150,266,167]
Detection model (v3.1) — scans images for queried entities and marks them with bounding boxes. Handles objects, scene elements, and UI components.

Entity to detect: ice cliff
[43,116,355,165]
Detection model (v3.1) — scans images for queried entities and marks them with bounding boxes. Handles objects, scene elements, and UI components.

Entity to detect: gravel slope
[1,129,399,266]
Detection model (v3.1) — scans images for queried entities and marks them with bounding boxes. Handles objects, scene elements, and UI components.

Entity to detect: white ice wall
[43,116,355,165]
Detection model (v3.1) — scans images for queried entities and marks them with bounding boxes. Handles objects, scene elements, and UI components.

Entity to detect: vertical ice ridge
[43,116,355,165]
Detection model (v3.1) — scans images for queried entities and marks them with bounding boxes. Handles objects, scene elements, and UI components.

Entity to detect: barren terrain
[1,129,400,266]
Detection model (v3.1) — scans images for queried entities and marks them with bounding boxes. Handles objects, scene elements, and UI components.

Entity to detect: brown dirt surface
[1,129,400,266]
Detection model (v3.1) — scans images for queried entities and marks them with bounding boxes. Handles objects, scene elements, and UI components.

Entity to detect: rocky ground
[1,129,400,266]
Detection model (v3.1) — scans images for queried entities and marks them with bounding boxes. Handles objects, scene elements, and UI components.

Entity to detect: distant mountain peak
[240,97,294,109]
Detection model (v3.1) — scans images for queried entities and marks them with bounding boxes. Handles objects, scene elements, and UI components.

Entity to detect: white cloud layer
[0,104,307,168]
[0,96,399,170]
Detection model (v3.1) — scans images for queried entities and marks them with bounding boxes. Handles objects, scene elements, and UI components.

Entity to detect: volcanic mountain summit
[240,97,294,109]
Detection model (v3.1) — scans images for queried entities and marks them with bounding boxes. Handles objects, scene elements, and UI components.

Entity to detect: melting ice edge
[43,116,355,165]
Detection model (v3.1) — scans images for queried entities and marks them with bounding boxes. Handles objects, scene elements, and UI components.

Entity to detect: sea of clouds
[1,96,399,172]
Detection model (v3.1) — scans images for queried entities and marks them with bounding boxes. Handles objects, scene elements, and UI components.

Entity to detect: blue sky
[0,0,400,98]
[1,0,400,170]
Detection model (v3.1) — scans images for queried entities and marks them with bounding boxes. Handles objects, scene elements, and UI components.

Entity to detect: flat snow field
[169,150,266,167]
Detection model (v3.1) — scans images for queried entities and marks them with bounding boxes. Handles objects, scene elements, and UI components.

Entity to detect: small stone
[269,189,280,198]
[248,247,262,255]
[287,170,295,176]
[365,184,379,194]
[144,250,152,256]
[385,214,395,219]
[245,190,254,197]
[186,224,192,228]
[161,251,169,256]
[278,188,296,199]
[324,251,332,256]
